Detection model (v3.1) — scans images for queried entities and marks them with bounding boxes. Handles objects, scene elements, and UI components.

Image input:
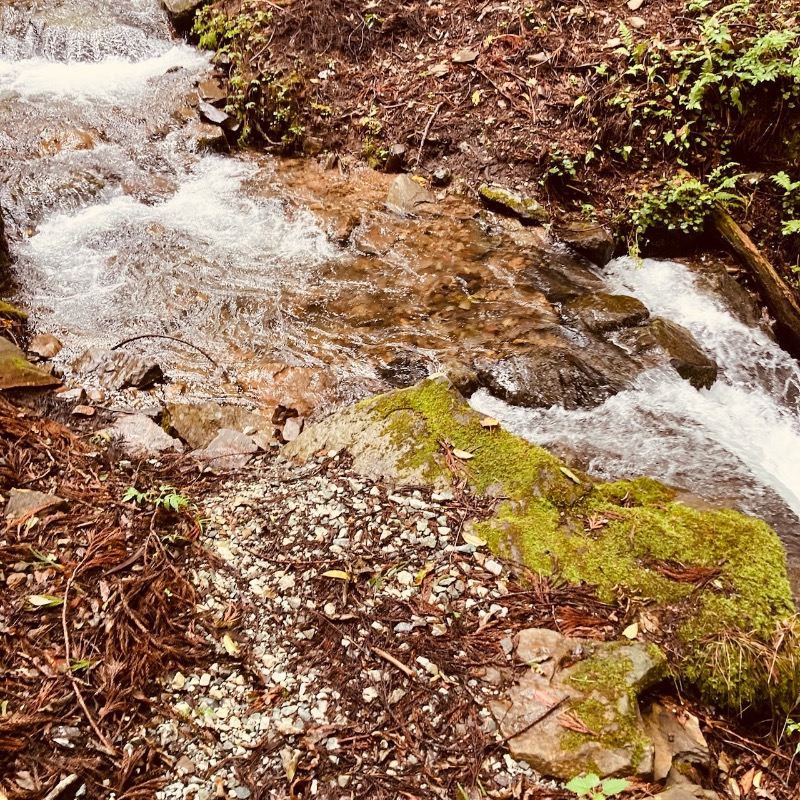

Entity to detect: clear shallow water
[472,258,800,575]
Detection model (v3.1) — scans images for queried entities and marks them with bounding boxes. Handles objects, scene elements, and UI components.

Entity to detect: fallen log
[710,205,800,357]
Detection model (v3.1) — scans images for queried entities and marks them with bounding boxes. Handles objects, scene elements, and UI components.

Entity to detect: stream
[2,0,799,590]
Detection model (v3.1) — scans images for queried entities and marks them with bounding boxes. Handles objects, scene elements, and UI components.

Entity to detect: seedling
[566,773,630,800]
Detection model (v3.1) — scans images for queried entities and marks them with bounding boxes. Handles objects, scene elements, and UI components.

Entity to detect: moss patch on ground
[0,300,28,322]
[366,377,799,712]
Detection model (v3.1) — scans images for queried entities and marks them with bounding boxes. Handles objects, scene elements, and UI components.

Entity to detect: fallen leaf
[25,594,64,609]
[452,47,479,63]
[222,634,239,656]
[480,416,500,428]
[753,771,762,788]
[622,622,639,639]
[462,530,487,547]
[429,63,449,77]
[559,466,581,484]
[321,569,351,580]
[414,563,434,585]
[452,448,474,460]
[740,767,756,795]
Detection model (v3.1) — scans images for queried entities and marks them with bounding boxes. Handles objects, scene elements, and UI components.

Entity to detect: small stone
[281,417,304,443]
[484,559,503,576]
[629,16,646,28]
[72,405,96,417]
[172,672,186,690]
[28,334,62,360]
[431,167,452,186]
[627,0,644,7]
[175,755,195,775]
[233,787,251,799]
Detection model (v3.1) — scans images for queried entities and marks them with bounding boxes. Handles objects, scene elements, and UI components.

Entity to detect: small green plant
[565,773,630,800]
[770,172,800,236]
[123,485,190,513]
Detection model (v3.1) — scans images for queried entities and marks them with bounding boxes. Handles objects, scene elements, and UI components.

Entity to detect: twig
[416,102,443,166]
[43,774,79,800]
[62,574,118,756]
[373,646,416,679]
[111,334,221,369]
[495,697,568,746]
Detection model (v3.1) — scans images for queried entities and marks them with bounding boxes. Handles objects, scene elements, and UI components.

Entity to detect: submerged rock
[73,347,164,390]
[490,628,666,779]
[562,292,649,334]
[0,337,61,390]
[385,174,436,216]
[555,221,616,266]
[478,184,549,224]
[286,377,799,711]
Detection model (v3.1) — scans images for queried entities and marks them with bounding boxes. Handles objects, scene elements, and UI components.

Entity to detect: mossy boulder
[286,377,799,712]
[478,184,549,224]
[0,337,61,390]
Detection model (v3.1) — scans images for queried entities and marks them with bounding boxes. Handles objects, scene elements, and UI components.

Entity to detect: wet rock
[28,334,63,360]
[488,628,666,780]
[353,224,395,256]
[0,301,28,322]
[521,255,606,301]
[185,121,230,153]
[440,358,480,397]
[431,167,452,187]
[473,346,638,410]
[245,362,336,418]
[478,184,549,224]
[105,414,184,459]
[385,174,436,216]
[167,401,272,450]
[555,221,616,266]
[193,428,258,471]
[198,100,230,127]
[281,416,304,443]
[73,347,164,390]
[38,127,96,156]
[643,703,711,782]
[384,144,407,173]
[0,203,9,270]
[326,212,361,245]
[0,337,61,390]
[160,0,209,31]
[378,352,430,388]
[562,293,649,334]
[198,78,227,105]
[121,174,177,205]
[4,488,68,522]
[616,319,718,390]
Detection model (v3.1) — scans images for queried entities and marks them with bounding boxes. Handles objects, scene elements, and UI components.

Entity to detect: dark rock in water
[0,202,9,271]
[198,101,230,126]
[474,344,639,409]
[616,318,718,390]
[478,184,549,224]
[440,358,480,397]
[521,255,606,302]
[105,414,184,459]
[5,488,68,522]
[193,428,258,470]
[326,212,361,245]
[73,347,164,390]
[0,338,62,390]
[562,292,649,333]
[384,144,407,173]
[168,400,272,449]
[28,334,63,360]
[385,174,436,216]
[555,221,616,266]
[160,0,209,31]
[378,352,431,387]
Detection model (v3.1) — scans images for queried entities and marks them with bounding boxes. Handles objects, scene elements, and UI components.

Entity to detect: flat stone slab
[193,428,258,471]
[4,489,68,522]
[488,628,666,780]
[105,414,184,459]
[73,347,163,390]
[0,337,61,390]
[168,401,272,450]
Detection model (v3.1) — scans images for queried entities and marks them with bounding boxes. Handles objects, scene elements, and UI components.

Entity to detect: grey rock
[198,78,227,104]
[73,347,163,390]
[478,184,549,224]
[281,417,304,443]
[105,414,184,459]
[643,702,711,782]
[562,293,649,334]
[0,337,61,390]
[28,334,63,360]
[658,784,719,800]
[489,628,666,780]
[185,121,230,153]
[58,387,87,404]
[431,167,452,187]
[198,100,230,126]
[4,488,68,522]
[555,221,616,266]
[193,428,258,470]
[385,174,436,216]
[160,0,209,30]
[167,401,272,449]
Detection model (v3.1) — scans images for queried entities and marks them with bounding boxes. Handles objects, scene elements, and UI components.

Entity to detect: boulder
[489,628,666,779]
[562,293,649,334]
[104,414,184,459]
[616,318,718,390]
[643,703,711,783]
[198,78,228,105]
[193,428,258,470]
[555,221,616,266]
[478,184,549,224]
[185,121,230,153]
[0,337,62,390]
[167,401,272,449]
[159,0,209,31]
[28,334,63,360]
[385,174,436,216]
[73,347,164,390]
[198,100,230,127]
[4,489,68,523]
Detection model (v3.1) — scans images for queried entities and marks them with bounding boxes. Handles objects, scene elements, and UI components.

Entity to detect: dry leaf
[321,569,351,581]
[452,448,474,460]
[414,563,434,585]
[222,634,239,656]
[25,594,64,609]
[622,622,639,639]
[557,712,593,734]
[752,771,762,789]
[462,530,487,547]
[740,767,756,795]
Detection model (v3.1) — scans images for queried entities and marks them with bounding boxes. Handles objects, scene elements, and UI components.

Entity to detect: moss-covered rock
[478,184,549,224]
[286,377,799,712]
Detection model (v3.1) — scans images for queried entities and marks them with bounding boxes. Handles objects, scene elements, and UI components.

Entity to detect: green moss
[0,301,28,322]
[364,378,798,712]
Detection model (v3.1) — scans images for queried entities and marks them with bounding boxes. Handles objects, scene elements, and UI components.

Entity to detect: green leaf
[559,466,581,484]
[601,778,631,796]
[25,594,64,610]
[566,774,601,795]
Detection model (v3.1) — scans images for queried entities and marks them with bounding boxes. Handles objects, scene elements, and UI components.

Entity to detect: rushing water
[2,0,799,583]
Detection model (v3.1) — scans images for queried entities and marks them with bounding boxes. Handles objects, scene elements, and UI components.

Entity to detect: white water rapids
[2,1,799,583]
